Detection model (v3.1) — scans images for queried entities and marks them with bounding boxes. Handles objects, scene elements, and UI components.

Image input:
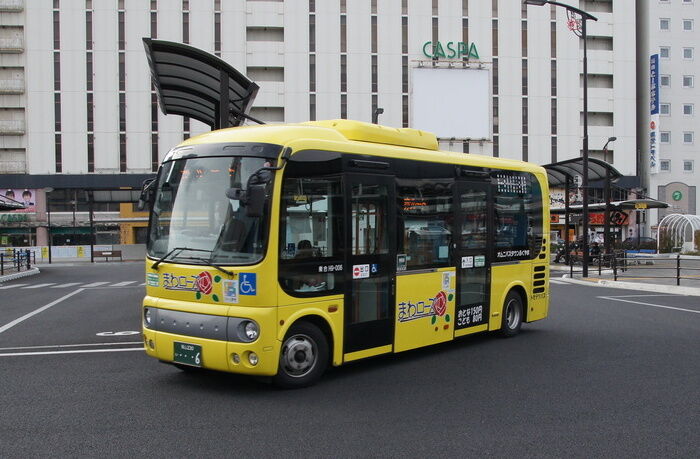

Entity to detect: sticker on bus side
[352,264,370,279]
[461,256,473,269]
[223,279,238,303]
[146,273,159,287]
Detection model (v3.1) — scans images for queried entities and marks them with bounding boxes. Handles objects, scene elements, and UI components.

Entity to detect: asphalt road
[1,264,698,457]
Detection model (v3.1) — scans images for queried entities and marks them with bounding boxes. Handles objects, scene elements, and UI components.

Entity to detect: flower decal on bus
[432,291,447,316]
[430,291,452,327]
[196,272,213,295]
[194,271,222,302]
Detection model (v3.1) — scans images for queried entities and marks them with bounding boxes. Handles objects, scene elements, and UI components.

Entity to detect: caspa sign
[422,41,479,60]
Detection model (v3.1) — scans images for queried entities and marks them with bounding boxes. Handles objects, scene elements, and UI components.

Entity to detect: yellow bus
[141,120,550,388]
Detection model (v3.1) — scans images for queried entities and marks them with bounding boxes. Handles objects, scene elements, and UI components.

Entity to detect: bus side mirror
[137,178,156,211]
[225,185,266,217]
[245,184,266,217]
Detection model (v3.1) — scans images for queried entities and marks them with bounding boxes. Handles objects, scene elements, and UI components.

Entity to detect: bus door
[454,180,492,335]
[343,174,395,358]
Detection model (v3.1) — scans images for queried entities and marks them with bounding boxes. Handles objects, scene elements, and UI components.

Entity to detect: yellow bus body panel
[394,268,456,353]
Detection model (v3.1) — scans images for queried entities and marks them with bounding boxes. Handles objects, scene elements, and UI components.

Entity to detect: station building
[1,0,639,248]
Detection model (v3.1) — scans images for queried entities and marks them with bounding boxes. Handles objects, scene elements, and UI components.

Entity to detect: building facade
[1,0,638,247]
[644,0,699,228]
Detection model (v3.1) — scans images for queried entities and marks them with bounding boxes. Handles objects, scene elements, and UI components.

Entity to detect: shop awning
[143,38,259,129]
[544,157,622,187]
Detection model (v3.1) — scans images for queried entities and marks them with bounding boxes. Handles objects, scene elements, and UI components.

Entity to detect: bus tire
[274,321,328,389]
[500,290,523,338]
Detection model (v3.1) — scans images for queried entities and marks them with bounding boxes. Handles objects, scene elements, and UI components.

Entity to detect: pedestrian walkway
[0,281,146,290]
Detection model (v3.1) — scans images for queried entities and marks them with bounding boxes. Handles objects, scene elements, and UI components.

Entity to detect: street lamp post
[602,136,616,256]
[524,0,597,276]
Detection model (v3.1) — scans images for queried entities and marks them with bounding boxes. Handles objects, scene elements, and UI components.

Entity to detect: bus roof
[178,119,544,175]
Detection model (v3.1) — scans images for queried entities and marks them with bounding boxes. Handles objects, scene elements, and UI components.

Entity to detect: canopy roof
[551,198,669,214]
[544,157,622,187]
[143,39,259,128]
[0,195,25,211]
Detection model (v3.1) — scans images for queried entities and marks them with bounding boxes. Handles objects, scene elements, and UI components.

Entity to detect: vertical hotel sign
[649,54,660,174]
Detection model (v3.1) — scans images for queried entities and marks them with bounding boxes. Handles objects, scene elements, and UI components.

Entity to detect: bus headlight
[243,321,259,341]
[144,308,153,328]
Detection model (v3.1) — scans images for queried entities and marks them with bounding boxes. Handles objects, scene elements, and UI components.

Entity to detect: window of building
[683,160,694,171]
[660,131,670,143]
[661,75,671,87]
[683,0,693,4]
[660,18,670,30]
[660,46,670,58]
[660,160,670,172]
[684,47,694,59]
[683,19,694,31]
[660,103,671,115]
[683,75,694,87]
[683,103,694,115]
[684,131,694,143]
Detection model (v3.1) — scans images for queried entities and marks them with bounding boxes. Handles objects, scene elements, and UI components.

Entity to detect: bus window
[397,178,453,270]
[494,172,543,260]
[279,176,344,295]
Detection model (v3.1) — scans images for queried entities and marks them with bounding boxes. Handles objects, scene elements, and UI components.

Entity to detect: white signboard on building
[411,67,490,140]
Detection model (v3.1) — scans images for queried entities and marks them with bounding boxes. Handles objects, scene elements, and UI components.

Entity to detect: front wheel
[500,290,524,337]
[273,321,329,389]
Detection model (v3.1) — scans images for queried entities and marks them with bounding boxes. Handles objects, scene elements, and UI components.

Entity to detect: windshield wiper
[151,247,210,270]
[171,255,234,276]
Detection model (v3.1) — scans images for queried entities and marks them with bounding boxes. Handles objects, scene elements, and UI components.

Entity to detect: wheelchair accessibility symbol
[239,273,257,296]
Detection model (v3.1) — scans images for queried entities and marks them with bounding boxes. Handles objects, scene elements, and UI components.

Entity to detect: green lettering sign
[422,41,479,60]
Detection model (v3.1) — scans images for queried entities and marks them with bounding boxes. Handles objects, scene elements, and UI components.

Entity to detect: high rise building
[643,0,699,229]
[0,0,638,247]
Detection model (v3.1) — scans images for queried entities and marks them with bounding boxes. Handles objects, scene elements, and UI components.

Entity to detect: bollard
[1,253,3,275]
[25,249,30,270]
[613,254,617,281]
[677,254,681,286]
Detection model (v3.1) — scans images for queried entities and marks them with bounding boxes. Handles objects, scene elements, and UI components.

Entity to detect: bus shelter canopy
[543,157,622,187]
[143,39,259,129]
[551,198,669,214]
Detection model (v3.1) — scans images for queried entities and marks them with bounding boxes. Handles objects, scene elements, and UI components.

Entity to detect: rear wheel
[500,290,523,337]
[273,321,328,389]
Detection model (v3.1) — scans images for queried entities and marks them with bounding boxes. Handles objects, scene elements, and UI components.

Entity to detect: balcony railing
[0,0,24,12]
[0,119,25,135]
[0,78,24,94]
[0,38,24,53]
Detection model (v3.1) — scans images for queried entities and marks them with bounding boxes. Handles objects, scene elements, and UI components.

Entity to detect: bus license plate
[173,342,202,367]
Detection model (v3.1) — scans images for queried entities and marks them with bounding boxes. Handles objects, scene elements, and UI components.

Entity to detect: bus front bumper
[142,306,280,377]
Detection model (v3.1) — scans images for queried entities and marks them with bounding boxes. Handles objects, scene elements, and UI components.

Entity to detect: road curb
[557,275,700,296]
[0,267,41,284]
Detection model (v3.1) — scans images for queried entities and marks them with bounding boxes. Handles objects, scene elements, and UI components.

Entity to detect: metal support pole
[582,17,590,278]
[89,192,95,263]
[604,168,611,256]
[677,253,681,286]
[219,70,230,129]
[565,176,571,265]
[47,202,52,264]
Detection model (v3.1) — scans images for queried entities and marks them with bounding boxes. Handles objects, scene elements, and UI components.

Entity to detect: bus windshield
[147,155,272,265]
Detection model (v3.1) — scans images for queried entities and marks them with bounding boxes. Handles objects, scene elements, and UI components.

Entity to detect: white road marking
[0,347,143,357]
[600,294,683,298]
[111,281,137,287]
[549,279,567,285]
[139,283,146,286]
[81,282,108,288]
[0,283,27,289]
[0,289,84,334]
[21,283,55,289]
[51,282,82,289]
[0,341,143,351]
[598,296,700,315]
